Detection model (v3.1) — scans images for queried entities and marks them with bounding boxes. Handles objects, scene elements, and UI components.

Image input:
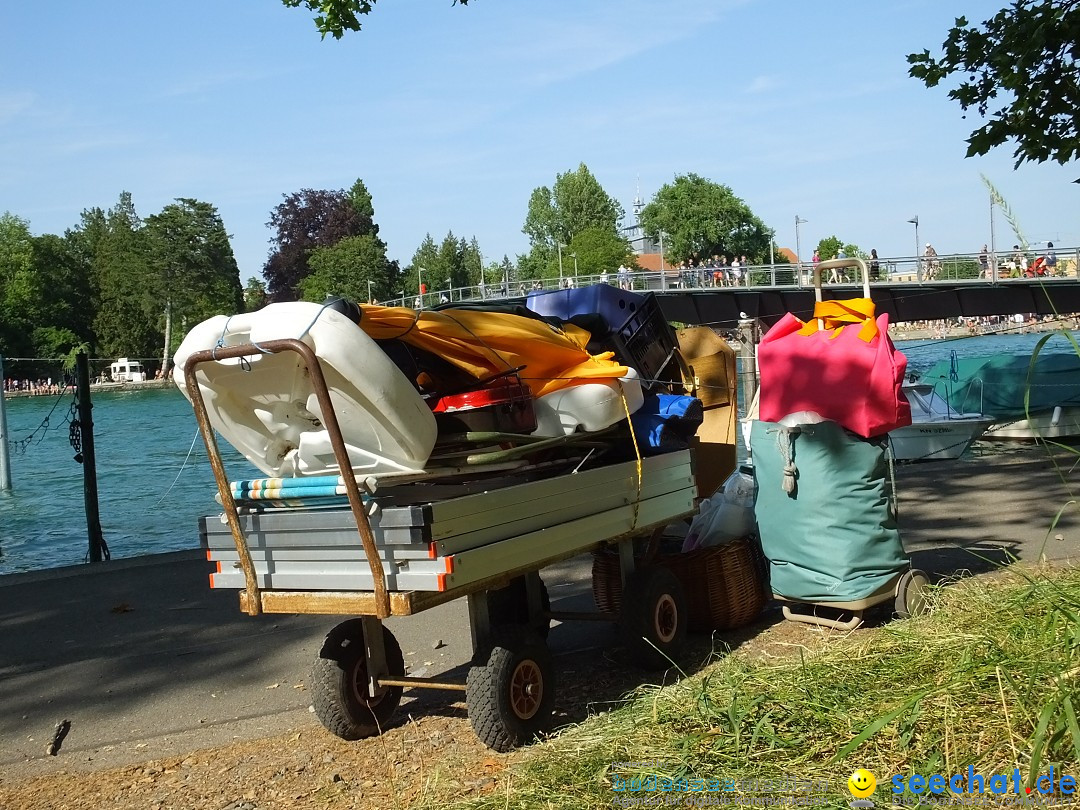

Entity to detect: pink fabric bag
[757,299,911,438]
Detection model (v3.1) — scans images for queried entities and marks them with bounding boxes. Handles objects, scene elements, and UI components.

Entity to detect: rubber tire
[466,632,556,752]
[487,576,551,638]
[894,569,931,619]
[310,619,404,741]
[619,566,688,670]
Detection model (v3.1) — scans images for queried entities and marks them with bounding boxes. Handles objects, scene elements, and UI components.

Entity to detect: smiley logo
[848,769,877,798]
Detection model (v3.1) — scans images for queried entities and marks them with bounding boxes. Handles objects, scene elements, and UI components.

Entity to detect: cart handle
[810,258,871,302]
[182,338,392,619]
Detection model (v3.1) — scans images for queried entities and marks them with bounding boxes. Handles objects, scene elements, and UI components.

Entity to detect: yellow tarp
[356,305,628,398]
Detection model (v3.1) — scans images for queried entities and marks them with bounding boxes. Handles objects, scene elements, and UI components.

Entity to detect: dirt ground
[0,607,837,810]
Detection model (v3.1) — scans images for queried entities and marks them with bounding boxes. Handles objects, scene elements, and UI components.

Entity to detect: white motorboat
[982,405,1080,441]
[887,383,994,462]
[917,350,1080,443]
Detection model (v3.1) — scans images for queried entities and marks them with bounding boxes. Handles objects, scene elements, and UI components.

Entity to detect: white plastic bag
[682,470,756,552]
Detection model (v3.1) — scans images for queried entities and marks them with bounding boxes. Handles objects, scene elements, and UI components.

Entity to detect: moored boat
[887,382,994,461]
[918,350,1080,442]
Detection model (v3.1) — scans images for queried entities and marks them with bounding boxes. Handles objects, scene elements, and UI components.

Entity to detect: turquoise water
[0,387,259,575]
[2,329,1078,574]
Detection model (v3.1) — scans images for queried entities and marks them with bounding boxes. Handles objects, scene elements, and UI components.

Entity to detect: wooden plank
[426,451,691,525]
[210,563,445,592]
[202,522,425,549]
[208,545,436,562]
[438,486,696,590]
[432,470,695,555]
[200,509,426,548]
[211,485,694,595]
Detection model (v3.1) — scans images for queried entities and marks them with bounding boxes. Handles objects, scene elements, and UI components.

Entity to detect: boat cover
[919,351,1080,419]
[354,305,628,398]
[750,419,908,602]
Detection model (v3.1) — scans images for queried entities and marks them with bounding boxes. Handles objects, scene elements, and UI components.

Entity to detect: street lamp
[795,216,808,284]
[366,279,373,304]
[569,252,578,284]
[907,216,920,280]
[417,266,426,308]
[446,277,453,302]
[557,243,566,288]
[658,230,667,290]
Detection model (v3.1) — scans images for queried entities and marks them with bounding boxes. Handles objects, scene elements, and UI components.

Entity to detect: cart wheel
[619,566,688,670]
[894,569,931,619]
[310,619,404,741]
[466,632,556,752]
[488,576,551,638]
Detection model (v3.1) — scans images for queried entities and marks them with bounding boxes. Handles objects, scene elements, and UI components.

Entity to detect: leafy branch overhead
[281,0,469,39]
[907,0,1080,171]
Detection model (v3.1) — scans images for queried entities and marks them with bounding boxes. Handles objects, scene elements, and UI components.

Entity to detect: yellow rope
[620,386,643,530]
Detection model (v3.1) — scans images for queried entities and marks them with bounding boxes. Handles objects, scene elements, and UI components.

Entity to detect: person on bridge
[923,243,940,280]
[1044,242,1058,276]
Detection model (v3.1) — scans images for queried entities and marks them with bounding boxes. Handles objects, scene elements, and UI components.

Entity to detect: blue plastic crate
[525,285,647,332]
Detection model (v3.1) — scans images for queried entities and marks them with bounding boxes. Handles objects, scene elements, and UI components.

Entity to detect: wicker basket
[592,535,766,632]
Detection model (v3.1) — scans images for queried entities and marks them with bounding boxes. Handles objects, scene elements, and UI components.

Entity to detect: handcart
[750,258,930,630]
[183,338,698,752]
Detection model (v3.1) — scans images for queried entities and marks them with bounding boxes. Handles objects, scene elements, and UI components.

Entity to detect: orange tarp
[356,305,628,398]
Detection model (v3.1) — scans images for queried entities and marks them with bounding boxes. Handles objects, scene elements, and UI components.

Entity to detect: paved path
[2,444,1078,782]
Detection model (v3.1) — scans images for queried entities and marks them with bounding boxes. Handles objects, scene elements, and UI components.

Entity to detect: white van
[110,358,147,383]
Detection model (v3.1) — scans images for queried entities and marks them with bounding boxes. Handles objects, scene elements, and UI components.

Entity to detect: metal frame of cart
[183,338,698,751]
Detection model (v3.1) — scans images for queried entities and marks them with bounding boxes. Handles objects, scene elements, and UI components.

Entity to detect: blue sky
[3,1,1076,285]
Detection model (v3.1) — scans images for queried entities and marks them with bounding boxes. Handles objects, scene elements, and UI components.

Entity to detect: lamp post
[557,243,566,288]
[366,279,373,304]
[417,266,426,308]
[795,216,807,285]
[907,216,920,280]
[446,277,453,302]
[569,252,578,285]
[659,230,666,290]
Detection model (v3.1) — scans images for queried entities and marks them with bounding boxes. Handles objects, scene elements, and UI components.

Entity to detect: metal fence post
[0,355,11,491]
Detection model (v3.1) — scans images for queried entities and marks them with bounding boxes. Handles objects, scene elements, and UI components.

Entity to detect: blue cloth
[630,394,703,453]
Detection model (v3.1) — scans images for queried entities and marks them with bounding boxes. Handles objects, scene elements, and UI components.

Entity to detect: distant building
[621,192,659,256]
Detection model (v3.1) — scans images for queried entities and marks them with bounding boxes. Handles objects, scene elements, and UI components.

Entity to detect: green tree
[815,237,862,261]
[908,2,1080,171]
[30,234,94,354]
[639,174,772,266]
[282,0,470,39]
[523,163,624,252]
[567,227,636,279]
[299,233,393,303]
[91,193,160,359]
[145,198,244,370]
[0,213,36,356]
[244,277,269,311]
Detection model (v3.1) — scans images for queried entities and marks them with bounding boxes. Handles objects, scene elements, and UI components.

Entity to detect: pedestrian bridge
[653,276,1080,330]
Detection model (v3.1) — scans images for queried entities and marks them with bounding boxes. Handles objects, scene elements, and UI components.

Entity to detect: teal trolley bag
[750,418,929,629]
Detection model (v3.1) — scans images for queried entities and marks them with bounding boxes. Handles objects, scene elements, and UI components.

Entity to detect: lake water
[2,329,1077,575]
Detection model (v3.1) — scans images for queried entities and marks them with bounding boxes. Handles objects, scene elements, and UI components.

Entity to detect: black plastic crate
[608,293,677,384]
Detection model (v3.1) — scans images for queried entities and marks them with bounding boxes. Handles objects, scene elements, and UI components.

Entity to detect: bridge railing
[377,246,1078,308]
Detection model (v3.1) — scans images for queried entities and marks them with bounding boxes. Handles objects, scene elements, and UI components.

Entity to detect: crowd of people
[3,378,64,395]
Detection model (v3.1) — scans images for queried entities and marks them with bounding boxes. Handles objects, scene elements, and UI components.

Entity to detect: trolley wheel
[310,619,404,741]
[488,575,551,638]
[619,566,688,670]
[894,569,931,619]
[466,632,556,752]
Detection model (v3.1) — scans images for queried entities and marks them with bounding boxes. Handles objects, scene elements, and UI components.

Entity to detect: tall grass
[429,565,1080,809]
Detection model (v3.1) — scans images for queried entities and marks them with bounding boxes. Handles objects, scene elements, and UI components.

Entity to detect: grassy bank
[427,565,1080,809]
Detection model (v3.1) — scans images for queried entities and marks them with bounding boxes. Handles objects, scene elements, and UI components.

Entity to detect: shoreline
[890,315,1079,342]
[2,378,177,400]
